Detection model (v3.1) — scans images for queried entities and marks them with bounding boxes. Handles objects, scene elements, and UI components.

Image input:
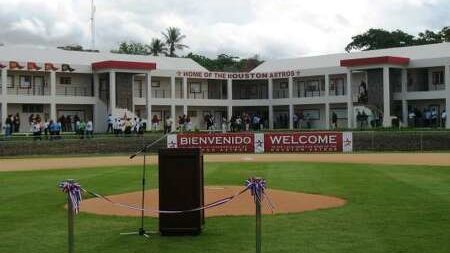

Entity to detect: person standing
[332,111,338,129]
[86,120,94,138]
[13,113,20,133]
[4,116,12,139]
[165,116,172,134]
[441,110,447,127]
[151,115,160,131]
[106,114,113,133]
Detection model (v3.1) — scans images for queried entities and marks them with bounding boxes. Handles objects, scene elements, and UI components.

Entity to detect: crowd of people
[106,114,146,136]
[408,108,447,128]
[28,114,94,140]
[1,113,20,138]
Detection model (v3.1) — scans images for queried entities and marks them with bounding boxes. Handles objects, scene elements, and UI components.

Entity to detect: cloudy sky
[0,0,449,59]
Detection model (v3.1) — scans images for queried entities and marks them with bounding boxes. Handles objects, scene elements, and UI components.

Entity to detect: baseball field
[1,153,450,252]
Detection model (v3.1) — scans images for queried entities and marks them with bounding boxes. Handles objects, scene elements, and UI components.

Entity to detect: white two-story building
[1,42,450,132]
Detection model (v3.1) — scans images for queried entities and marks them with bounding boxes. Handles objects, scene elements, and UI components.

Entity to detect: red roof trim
[340,56,410,67]
[92,60,157,71]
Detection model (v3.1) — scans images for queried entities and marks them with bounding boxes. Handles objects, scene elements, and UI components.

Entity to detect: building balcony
[56,85,93,97]
[7,86,50,96]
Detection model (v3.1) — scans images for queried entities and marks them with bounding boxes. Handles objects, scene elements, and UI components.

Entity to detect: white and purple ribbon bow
[59,180,83,214]
[245,177,267,202]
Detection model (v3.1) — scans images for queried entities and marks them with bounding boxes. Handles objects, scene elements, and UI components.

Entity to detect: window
[190,83,201,93]
[7,75,14,88]
[23,104,44,113]
[432,71,444,85]
[19,75,32,88]
[60,77,72,85]
[330,78,345,96]
[34,76,44,86]
[151,81,160,87]
[279,82,288,89]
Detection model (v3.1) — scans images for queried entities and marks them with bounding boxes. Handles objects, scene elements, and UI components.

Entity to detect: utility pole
[90,0,96,50]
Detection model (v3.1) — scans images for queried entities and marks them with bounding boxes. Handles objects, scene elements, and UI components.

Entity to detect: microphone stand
[120,131,174,239]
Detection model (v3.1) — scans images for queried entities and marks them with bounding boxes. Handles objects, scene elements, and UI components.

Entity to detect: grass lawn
[1,162,450,253]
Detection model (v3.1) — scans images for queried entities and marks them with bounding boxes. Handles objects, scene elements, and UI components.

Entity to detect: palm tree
[162,27,189,57]
[148,38,168,56]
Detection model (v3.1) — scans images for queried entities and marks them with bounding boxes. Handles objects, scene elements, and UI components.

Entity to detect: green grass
[1,162,450,253]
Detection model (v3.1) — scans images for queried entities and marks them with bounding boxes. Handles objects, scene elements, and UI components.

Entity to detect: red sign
[168,133,255,153]
[264,132,343,152]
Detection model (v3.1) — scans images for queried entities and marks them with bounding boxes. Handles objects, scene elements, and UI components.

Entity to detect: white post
[130,75,135,113]
[268,105,274,129]
[346,70,353,128]
[93,73,99,98]
[325,103,330,130]
[1,102,7,127]
[146,72,152,130]
[288,77,293,99]
[401,68,408,127]
[183,77,188,99]
[402,99,408,127]
[109,71,116,114]
[383,66,391,127]
[183,105,188,116]
[50,103,57,121]
[170,75,176,99]
[227,105,233,121]
[288,104,294,130]
[1,68,7,96]
[227,78,232,100]
[445,64,450,129]
[170,104,176,132]
[50,70,56,97]
[268,78,273,100]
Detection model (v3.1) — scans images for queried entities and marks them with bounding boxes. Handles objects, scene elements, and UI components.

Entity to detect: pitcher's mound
[81,186,346,217]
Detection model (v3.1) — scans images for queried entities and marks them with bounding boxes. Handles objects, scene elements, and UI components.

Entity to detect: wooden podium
[158,148,204,235]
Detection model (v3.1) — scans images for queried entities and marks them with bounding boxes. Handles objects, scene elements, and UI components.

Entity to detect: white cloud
[0,0,449,59]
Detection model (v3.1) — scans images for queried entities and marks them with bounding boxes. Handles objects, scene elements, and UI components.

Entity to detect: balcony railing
[7,86,50,96]
[56,85,92,97]
[273,89,288,99]
[295,89,325,98]
[152,90,169,99]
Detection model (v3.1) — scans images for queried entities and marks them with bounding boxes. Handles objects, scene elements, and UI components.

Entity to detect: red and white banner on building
[167,132,353,153]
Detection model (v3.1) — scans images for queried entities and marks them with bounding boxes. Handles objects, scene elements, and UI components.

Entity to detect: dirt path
[1,153,450,172]
[80,186,346,217]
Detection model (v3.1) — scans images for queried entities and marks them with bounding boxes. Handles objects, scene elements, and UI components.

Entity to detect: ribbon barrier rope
[59,178,273,253]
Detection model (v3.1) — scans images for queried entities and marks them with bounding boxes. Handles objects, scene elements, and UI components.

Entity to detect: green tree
[111,41,150,55]
[162,27,189,57]
[345,26,450,52]
[345,28,415,52]
[186,53,263,72]
[148,38,168,56]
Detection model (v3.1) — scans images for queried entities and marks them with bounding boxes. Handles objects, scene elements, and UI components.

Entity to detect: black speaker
[158,148,204,235]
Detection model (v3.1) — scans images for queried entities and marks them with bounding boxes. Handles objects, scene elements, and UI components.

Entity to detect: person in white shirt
[441,110,447,127]
[106,114,113,133]
[165,116,172,134]
[86,120,94,138]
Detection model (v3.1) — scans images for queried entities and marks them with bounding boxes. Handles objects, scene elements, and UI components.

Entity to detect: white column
[50,103,56,121]
[130,75,135,113]
[325,103,330,130]
[183,105,188,116]
[50,70,56,121]
[289,104,294,130]
[145,72,152,130]
[170,104,176,132]
[1,68,7,96]
[288,77,293,98]
[325,74,330,130]
[93,73,99,98]
[50,70,56,97]
[268,105,274,129]
[227,78,232,100]
[346,70,353,128]
[227,105,233,121]
[401,68,408,127]
[268,78,273,100]
[445,64,450,129]
[109,71,116,114]
[402,99,408,127]
[382,66,391,127]
[170,75,176,99]
[1,102,7,127]
[182,77,188,99]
